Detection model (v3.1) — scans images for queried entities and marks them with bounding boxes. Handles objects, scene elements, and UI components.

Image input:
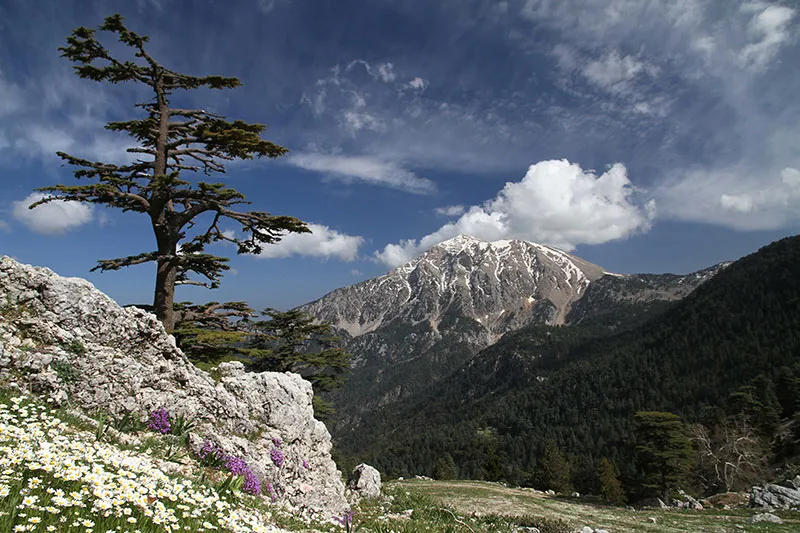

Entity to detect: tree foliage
[36,14,309,331]
[248,308,351,416]
[537,440,572,493]
[596,457,626,505]
[633,411,695,501]
[331,236,800,496]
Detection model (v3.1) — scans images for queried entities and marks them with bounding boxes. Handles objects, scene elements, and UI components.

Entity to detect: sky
[1,0,798,310]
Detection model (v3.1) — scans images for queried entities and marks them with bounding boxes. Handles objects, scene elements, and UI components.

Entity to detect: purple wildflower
[334,510,355,530]
[198,439,221,460]
[303,459,310,470]
[242,470,261,495]
[265,482,276,502]
[147,408,171,434]
[271,437,283,448]
[270,447,285,467]
[224,456,249,476]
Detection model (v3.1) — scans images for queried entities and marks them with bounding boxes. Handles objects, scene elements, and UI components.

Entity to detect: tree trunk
[154,256,177,333]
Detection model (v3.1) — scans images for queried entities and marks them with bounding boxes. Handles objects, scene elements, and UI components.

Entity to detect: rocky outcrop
[750,483,800,509]
[347,463,382,500]
[0,256,347,517]
[749,513,783,524]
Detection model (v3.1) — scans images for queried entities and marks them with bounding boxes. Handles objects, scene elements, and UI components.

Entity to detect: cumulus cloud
[375,159,654,267]
[12,192,93,235]
[659,166,800,230]
[435,205,466,217]
[407,77,427,90]
[288,152,436,194]
[256,223,364,260]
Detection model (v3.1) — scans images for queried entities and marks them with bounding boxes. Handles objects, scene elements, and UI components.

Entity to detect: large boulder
[750,483,800,509]
[0,256,347,517]
[347,463,382,500]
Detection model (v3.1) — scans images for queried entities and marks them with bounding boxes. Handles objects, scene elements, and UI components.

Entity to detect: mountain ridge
[300,234,727,431]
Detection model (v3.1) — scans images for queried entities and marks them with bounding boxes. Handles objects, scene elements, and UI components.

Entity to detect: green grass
[382,479,800,533]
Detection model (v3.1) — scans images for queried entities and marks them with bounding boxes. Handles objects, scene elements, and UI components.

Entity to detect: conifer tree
[596,457,626,504]
[634,411,695,502]
[538,440,572,493]
[247,308,351,416]
[433,454,458,480]
[33,14,309,332]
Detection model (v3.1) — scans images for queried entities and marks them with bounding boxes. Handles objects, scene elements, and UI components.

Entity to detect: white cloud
[343,110,384,133]
[350,269,362,276]
[435,205,466,217]
[581,51,657,94]
[288,152,436,194]
[0,220,8,232]
[407,77,428,90]
[257,223,364,261]
[375,159,654,267]
[657,166,800,230]
[12,192,93,235]
[740,3,796,70]
[377,63,396,83]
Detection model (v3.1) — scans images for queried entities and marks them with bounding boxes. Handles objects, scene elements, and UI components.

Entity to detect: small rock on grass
[749,512,783,524]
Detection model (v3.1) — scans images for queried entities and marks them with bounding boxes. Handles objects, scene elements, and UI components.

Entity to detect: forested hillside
[335,235,800,496]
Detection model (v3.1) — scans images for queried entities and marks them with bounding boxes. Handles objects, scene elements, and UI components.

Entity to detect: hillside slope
[336,236,800,484]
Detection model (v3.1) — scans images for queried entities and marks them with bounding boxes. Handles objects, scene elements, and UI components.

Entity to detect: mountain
[300,235,607,422]
[301,234,724,432]
[334,235,800,487]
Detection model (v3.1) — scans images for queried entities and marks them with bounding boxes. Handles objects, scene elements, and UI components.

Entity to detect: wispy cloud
[288,152,436,194]
[740,3,796,70]
[435,205,466,217]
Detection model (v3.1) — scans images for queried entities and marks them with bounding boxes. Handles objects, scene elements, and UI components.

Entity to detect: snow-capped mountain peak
[301,234,607,337]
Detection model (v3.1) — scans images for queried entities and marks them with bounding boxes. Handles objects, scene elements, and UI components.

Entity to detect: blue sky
[1,0,798,310]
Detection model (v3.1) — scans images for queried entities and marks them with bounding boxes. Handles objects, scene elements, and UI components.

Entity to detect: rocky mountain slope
[0,256,347,517]
[336,235,800,483]
[301,234,725,429]
[301,235,610,422]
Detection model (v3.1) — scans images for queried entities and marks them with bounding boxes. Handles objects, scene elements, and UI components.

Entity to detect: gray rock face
[304,235,606,338]
[749,512,783,524]
[0,256,347,517]
[347,463,381,500]
[750,483,800,509]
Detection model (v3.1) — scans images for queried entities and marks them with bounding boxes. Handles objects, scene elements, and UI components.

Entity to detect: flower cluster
[271,437,282,448]
[146,408,171,434]
[270,447,285,468]
[334,510,355,531]
[197,439,261,496]
[0,396,280,532]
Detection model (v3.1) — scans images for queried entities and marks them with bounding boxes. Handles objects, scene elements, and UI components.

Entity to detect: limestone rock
[347,463,382,500]
[0,256,347,517]
[750,483,800,509]
[749,513,783,524]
